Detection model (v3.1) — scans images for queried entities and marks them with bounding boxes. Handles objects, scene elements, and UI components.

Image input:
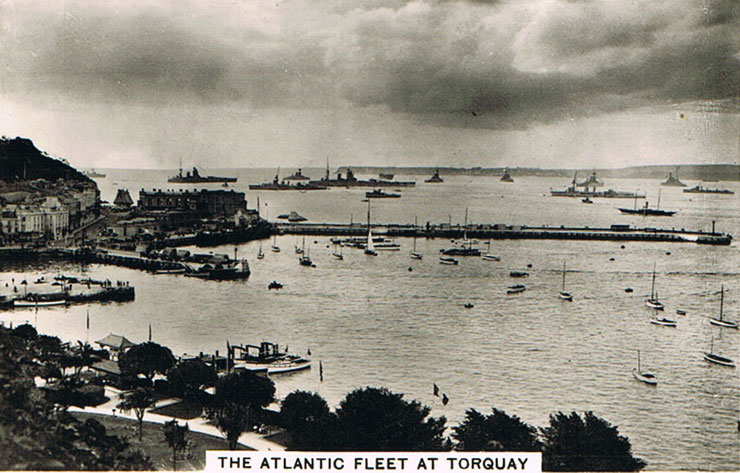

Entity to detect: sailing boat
[645,263,664,310]
[482,240,500,261]
[708,285,738,329]
[441,208,480,256]
[632,350,657,385]
[295,237,304,254]
[299,238,313,266]
[257,242,265,260]
[410,216,423,260]
[364,200,377,256]
[559,261,573,301]
[271,234,280,253]
[332,242,344,260]
[704,336,735,366]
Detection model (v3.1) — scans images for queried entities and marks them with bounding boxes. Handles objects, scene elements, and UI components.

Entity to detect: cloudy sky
[2,0,739,170]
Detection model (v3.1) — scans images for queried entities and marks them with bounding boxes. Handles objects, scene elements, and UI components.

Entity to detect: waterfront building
[138,188,247,218]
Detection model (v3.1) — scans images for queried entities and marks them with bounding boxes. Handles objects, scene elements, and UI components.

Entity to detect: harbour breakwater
[274,222,732,245]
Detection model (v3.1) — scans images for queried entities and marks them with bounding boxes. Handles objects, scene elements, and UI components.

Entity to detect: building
[138,188,247,218]
[0,196,69,242]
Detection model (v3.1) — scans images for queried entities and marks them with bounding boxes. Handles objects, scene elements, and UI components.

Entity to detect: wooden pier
[274,222,732,245]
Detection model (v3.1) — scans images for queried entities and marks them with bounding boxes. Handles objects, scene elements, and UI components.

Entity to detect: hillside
[0,137,93,184]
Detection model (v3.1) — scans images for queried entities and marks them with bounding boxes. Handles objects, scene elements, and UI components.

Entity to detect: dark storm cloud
[3,0,738,130]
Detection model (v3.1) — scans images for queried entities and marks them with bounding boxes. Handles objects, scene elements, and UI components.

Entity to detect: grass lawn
[73,412,249,471]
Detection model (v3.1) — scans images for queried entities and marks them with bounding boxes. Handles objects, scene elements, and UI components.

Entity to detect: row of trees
[0,324,153,470]
[3,324,646,471]
[279,388,646,472]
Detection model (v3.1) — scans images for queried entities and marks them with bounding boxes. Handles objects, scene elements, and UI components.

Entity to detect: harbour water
[2,169,739,470]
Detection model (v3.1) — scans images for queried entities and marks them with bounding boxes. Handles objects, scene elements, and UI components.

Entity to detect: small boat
[559,261,573,301]
[481,240,500,261]
[34,277,47,284]
[464,303,474,309]
[298,240,313,266]
[510,271,529,278]
[625,287,634,293]
[507,284,526,294]
[271,235,280,253]
[364,201,377,256]
[645,263,664,310]
[365,189,401,198]
[704,337,735,367]
[439,256,459,265]
[441,208,481,256]
[231,342,311,374]
[257,243,265,260]
[651,316,677,327]
[707,285,738,329]
[676,309,686,316]
[410,217,423,260]
[632,350,657,385]
[332,243,344,260]
[268,281,283,290]
[154,267,186,274]
[581,197,593,204]
[13,299,68,307]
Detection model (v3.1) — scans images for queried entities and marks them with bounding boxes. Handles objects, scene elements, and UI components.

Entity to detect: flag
[148,323,152,342]
[319,360,323,383]
[442,393,449,406]
[433,383,440,397]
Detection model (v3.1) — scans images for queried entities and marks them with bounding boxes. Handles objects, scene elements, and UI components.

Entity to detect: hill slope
[0,137,92,183]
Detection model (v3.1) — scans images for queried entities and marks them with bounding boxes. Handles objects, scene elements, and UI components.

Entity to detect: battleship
[168,166,237,183]
[250,170,327,190]
[309,168,415,188]
[284,168,311,180]
[500,168,514,182]
[551,173,644,198]
[661,169,686,187]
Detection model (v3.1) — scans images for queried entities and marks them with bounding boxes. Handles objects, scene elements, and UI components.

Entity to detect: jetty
[273,222,732,245]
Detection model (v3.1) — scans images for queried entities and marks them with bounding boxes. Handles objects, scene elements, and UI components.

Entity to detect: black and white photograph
[1,0,739,471]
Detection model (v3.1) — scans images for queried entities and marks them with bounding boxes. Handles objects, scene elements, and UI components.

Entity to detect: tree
[453,408,541,452]
[163,420,189,471]
[12,323,37,341]
[119,342,175,383]
[541,411,646,471]
[206,370,275,450]
[213,402,254,450]
[117,388,155,441]
[166,358,218,401]
[333,387,449,451]
[280,390,335,450]
[213,370,275,410]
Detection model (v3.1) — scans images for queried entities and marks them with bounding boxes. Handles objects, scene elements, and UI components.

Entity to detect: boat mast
[637,349,641,373]
[720,285,724,321]
[562,261,567,292]
[657,189,662,210]
[413,216,418,253]
[463,207,468,244]
[650,263,657,300]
